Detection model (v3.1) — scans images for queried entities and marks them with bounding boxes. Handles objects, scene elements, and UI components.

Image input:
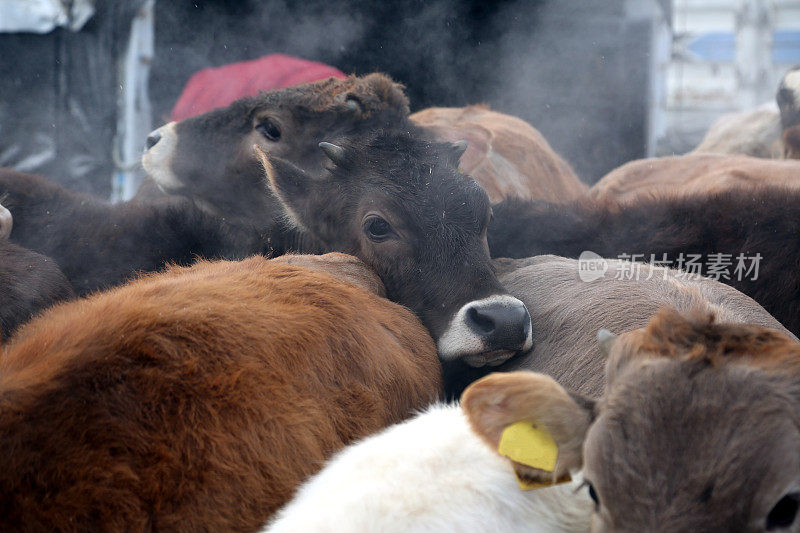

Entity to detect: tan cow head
[464,308,800,532]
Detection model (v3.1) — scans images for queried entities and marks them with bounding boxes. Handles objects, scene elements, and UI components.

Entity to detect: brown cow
[592,66,800,202]
[464,308,800,532]
[410,105,586,202]
[0,253,441,531]
[588,153,800,203]
[444,255,792,398]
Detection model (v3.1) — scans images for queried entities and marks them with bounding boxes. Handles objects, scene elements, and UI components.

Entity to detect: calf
[0,253,441,531]
[411,105,586,202]
[778,65,800,159]
[139,73,411,249]
[691,104,783,159]
[265,257,784,529]
[0,201,75,339]
[593,66,800,202]
[465,308,800,532]
[446,255,792,397]
[489,187,800,338]
[256,130,533,366]
[264,404,591,533]
[1,167,262,295]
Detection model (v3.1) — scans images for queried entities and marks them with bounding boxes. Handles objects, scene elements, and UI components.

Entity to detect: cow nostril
[464,299,531,351]
[466,307,496,335]
[145,130,162,151]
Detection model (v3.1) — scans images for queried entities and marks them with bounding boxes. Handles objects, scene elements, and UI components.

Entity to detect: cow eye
[767,493,800,530]
[587,482,600,508]
[363,216,393,242]
[256,119,281,142]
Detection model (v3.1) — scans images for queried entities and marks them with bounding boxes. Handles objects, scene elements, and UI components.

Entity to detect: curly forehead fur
[251,73,410,117]
[618,307,800,373]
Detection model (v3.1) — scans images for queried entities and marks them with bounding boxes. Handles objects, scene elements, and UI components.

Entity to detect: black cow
[1,168,261,296]
[488,186,800,336]
[256,129,533,365]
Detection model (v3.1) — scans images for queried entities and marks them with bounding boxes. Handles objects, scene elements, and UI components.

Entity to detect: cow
[0,252,442,531]
[255,129,533,366]
[488,186,800,339]
[464,308,800,531]
[264,254,784,530]
[0,167,263,295]
[140,77,584,244]
[691,104,783,159]
[588,153,800,203]
[410,105,586,202]
[591,66,800,203]
[445,255,793,398]
[263,403,592,533]
[139,74,411,253]
[778,65,800,159]
[0,201,75,339]
[689,66,800,160]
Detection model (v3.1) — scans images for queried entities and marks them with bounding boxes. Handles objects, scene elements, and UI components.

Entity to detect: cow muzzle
[141,122,183,193]
[437,294,533,366]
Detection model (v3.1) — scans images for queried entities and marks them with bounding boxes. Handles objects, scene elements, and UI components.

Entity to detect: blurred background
[0,0,798,200]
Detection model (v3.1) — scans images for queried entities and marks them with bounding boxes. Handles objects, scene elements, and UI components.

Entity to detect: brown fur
[0,253,441,531]
[589,153,800,203]
[411,105,586,202]
[444,255,792,398]
[691,106,783,159]
[465,310,800,531]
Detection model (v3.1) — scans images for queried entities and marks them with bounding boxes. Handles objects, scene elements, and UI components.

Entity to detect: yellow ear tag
[498,421,568,490]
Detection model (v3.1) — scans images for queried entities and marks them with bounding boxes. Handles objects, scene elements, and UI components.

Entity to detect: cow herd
[2,65,800,531]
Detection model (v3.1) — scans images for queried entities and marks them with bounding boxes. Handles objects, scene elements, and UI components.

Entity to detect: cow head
[255,131,532,366]
[778,65,800,134]
[464,308,800,532]
[141,74,410,231]
[0,200,11,240]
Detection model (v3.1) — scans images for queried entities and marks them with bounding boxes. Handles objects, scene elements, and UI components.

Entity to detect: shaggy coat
[464,309,800,531]
[0,240,74,339]
[489,187,800,338]
[1,168,262,295]
[0,253,441,531]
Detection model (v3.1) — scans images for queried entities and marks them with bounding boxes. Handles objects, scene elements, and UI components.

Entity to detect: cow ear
[462,371,593,485]
[0,201,11,240]
[254,145,313,231]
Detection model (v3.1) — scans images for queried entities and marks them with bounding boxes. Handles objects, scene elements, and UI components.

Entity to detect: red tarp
[170,53,346,121]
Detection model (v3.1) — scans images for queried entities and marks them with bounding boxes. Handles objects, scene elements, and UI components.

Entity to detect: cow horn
[597,329,618,357]
[319,142,346,165]
[452,140,468,155]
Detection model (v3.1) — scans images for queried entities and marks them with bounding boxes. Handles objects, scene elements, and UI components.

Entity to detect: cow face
[0,201,11,240]
[778,66,800,131]
[141,74,410,230]
[464,309,800,533]
[256,131,532,365]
